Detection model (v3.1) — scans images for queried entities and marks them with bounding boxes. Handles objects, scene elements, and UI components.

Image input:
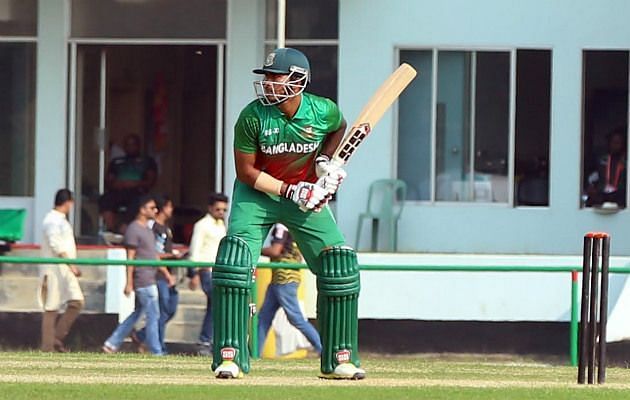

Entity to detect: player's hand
[315,155,341,177]
[316,169,346,195]
[315,155,347,195]
[124,283,133,297]
[284,181,329,211]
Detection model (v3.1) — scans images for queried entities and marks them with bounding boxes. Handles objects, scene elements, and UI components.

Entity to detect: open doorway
[73,45,222,241]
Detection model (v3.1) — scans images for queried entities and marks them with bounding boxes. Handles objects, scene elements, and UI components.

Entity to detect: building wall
[223,0,265,197]
[6,0,630,256]
[337,0,630,255]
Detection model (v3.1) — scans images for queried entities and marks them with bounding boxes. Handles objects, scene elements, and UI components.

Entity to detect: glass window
[582,51,629,209]
[71,0,226,39]
[436,51,473,201]
[0,0,37,36]
[293,45,337,101]
[0,43,36,196]
[265,0,338,40]
[515,50,551,206]
[398,48,552,205]
[398,50,432,201]
[435,51,509,202]
[474,52,510,202]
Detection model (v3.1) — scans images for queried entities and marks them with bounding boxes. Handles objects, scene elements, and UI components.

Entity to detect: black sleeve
[270,224,289,245]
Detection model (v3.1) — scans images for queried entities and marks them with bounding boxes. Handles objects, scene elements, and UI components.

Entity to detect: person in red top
[586,128,627,208]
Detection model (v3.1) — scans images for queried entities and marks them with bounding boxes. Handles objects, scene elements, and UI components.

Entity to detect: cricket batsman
[212,47,365,380]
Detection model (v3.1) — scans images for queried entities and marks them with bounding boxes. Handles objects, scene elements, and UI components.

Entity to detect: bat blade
[332,63,417,165]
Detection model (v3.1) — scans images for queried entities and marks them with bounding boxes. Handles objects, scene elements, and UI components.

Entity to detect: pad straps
[212,236,254,373]
[317,246,361,373]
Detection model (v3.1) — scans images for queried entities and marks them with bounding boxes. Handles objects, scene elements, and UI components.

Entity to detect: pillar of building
[34,0,69,242]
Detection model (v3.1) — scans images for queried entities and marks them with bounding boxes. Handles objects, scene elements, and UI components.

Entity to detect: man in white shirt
[40,189,84,352]
[188,192,228,353]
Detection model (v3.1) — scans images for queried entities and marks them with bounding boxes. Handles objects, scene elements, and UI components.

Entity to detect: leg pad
[212,236,253,373]
[317,246,361,374]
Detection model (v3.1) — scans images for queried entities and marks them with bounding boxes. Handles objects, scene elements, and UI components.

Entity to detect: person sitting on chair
[98,134,158,232]
[585,127,627,209]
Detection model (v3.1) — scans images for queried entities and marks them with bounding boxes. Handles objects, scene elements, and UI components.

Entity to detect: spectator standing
[258,223,322,355]
[136,194,179,353]
[188,193,228,354]
[102,195,173,355]
[39,189,84,352]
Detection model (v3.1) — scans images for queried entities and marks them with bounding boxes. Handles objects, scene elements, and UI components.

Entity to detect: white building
[1,0,630,256]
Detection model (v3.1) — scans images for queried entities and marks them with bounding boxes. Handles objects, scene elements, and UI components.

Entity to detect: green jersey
[234,93,343,184]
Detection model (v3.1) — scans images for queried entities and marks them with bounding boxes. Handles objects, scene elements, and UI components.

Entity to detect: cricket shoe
[319,363,366,380]
[214,361,243,379]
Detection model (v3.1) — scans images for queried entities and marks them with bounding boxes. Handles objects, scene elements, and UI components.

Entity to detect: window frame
[264,0,339,99]
[0,35,37,197]
[395,46,552,208]
[580,48,630,211]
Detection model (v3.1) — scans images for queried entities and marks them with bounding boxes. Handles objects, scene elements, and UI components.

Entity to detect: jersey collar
[269,94,310,120]
[291,94,310,120]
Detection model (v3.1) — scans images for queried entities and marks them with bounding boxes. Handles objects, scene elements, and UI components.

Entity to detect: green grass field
[1,352,629,399]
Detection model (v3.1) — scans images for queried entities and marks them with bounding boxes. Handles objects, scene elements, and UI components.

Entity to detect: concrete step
[165,321,203,343]
[170,304,206,325]
[0,276,105,313]
[0,263,107,280]
[162,288,206,344]
[177,288,207,306]
[2,248,110,280]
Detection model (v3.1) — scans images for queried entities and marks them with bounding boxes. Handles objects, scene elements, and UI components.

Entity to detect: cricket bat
[331,63,417,167]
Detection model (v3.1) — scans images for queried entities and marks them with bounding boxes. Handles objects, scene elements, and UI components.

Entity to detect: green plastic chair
[355,179,407,252]
[0,209,26,242]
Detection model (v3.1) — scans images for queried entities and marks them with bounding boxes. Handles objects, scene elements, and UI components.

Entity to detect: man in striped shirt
[257,223,322,355]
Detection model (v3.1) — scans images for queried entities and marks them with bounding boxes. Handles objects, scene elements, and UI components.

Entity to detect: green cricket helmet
[253,48,310,106]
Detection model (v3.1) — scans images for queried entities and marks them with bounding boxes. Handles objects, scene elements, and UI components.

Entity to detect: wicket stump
[577,232,610,384]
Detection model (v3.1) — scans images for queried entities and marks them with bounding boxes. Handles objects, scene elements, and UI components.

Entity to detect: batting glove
[315,155,347,195]
[284,181,329,212]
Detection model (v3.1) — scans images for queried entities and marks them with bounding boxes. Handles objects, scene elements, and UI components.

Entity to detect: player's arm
[235,150,265,189]
[233,114,286,194]
[233,149,287,197]
[235,149,327,211]
[234,111,327,210]
[319,119,346,158]
[314,100,348,193]
[315,119,348,195]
